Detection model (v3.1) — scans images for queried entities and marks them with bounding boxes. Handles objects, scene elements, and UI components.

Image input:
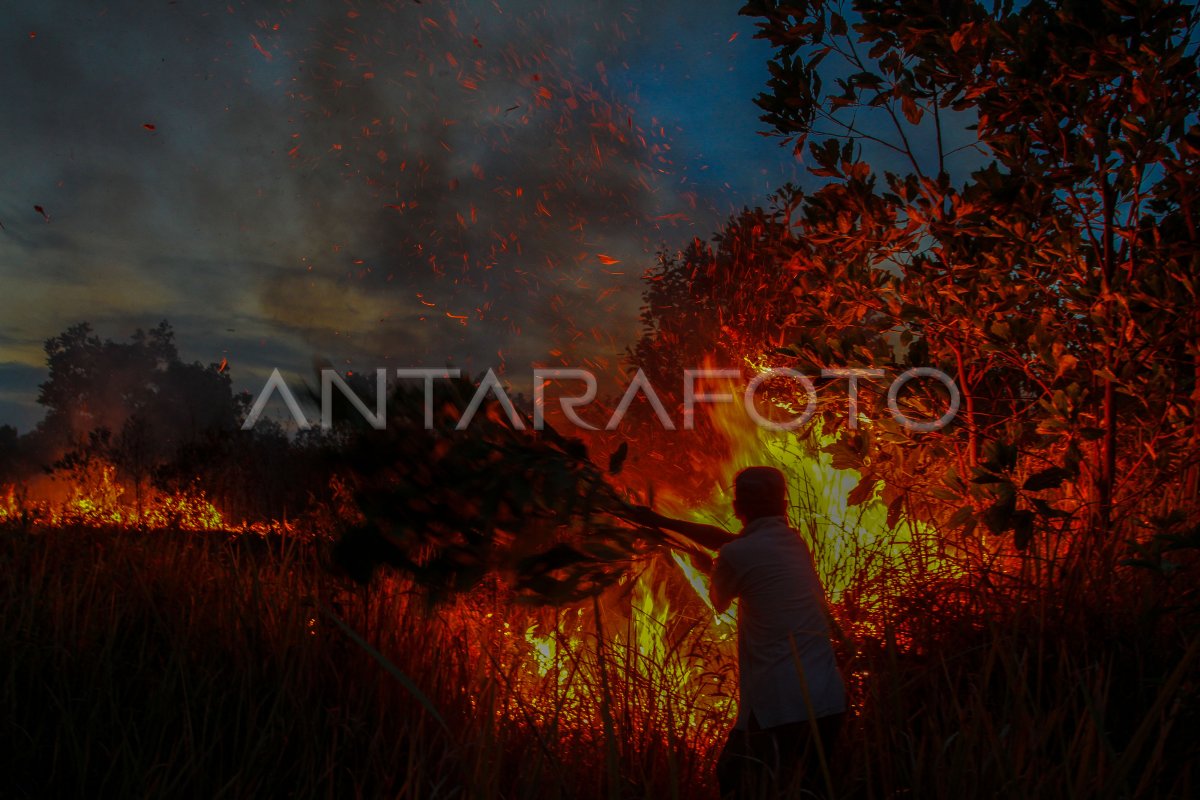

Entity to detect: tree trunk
[1098,377,1116,536]
[953,344,978,468]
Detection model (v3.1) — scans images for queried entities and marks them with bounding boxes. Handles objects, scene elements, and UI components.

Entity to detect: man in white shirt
[633,466,845,797]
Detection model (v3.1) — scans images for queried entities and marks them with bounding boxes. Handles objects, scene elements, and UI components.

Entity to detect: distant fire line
[240,367,960,433]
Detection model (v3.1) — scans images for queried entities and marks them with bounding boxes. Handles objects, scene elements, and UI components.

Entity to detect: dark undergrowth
[1,525,1196,799]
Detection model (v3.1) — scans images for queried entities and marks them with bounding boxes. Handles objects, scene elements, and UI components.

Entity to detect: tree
[35,321,241,516]
[634,0,1200,561]
[632,191,805,385]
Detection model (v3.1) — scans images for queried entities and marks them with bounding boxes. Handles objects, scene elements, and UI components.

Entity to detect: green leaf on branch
[947,505,976,530]
[982,440,1018,473]
[847,474,878,507]
[981,484,1017,534]
[1022,466,1073,492]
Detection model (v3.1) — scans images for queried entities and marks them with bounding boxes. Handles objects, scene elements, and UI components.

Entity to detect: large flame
[508,560,735,744]
[499,363,959,737]
[639,364,960,644]
[0,361,960,742]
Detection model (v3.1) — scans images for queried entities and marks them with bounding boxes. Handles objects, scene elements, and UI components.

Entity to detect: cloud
[0,0,804,426]
[0,362,46,432]
[258,0,685,370]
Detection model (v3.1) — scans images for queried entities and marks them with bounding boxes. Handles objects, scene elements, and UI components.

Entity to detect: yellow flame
[506,564,734,740]
[0,485,15,522]
[524,623,559,678]
[655,363,959,615]
[43,462,226,530]
[631,563,669,663]
[668,551,737,627]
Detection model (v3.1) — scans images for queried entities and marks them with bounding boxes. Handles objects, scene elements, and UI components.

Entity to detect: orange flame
[64,464,223,530]
[636,362,961,640]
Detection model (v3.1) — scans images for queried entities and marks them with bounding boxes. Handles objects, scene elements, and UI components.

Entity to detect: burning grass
[0,523,729,798]
[1,379,1197,797]
[1,516,1194,798]
[0,463,224,532]
[1,373,1194,797]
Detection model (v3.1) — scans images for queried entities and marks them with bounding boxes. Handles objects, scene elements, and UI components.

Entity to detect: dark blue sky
[0,1,811,431]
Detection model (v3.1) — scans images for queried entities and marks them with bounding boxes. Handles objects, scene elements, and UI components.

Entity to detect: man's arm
[709,554,736,614]
[624,506,736,551]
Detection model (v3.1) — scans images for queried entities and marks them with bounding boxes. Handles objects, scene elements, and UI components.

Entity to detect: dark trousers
[716,712,843,799]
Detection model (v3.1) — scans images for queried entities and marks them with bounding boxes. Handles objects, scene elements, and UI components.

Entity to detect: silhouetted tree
[35,321,241,510]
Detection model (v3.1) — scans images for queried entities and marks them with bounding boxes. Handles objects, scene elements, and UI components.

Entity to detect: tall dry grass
[1,522,1195,799]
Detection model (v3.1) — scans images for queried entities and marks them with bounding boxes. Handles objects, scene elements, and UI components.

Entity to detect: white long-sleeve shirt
[710,515,846,729]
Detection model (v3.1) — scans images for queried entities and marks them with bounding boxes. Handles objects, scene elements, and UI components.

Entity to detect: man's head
[732,466,788,524]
